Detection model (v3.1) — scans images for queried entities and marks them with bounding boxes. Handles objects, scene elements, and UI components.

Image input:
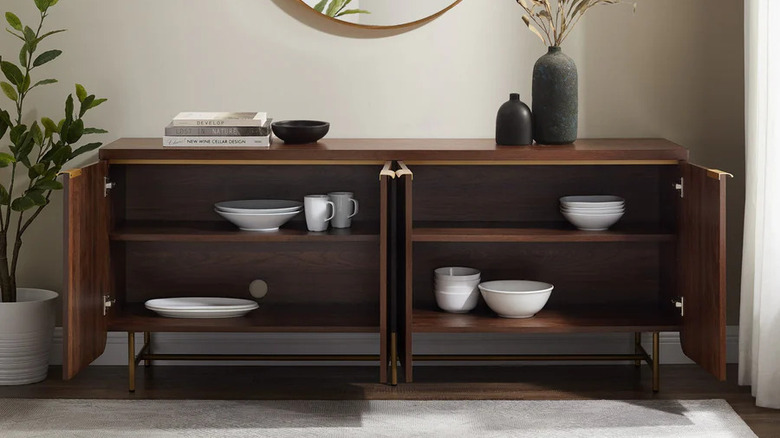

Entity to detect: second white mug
[304,195,335,232]
[328,192,359,229]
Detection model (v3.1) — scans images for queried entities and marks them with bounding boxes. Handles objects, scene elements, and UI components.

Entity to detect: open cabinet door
[678,162,728,381]
[62,161,110,380]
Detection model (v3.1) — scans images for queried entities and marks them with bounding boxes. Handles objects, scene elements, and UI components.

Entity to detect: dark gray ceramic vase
[532,46,578,144]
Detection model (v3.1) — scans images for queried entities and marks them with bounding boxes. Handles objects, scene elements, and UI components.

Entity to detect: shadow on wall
[578,0,745,324]
[269,0,427,38]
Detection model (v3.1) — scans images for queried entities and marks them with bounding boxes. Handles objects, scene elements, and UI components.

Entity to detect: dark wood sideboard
[61,138,728,392]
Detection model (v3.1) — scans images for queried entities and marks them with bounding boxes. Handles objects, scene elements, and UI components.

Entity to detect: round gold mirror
[297,0,462,29]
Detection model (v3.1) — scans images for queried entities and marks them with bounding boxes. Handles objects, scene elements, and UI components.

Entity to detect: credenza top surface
[98,138,689,162]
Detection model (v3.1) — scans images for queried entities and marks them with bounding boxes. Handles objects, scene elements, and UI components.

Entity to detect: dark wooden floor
[0,364,776,437]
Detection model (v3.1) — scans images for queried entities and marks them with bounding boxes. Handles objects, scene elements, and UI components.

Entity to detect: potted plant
[514,0,632,144]
[0,0,106,385]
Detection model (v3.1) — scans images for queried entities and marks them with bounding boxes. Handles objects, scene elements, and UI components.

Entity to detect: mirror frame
[295,0,463,30]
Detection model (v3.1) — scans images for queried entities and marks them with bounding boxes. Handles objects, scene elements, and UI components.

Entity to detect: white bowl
[434,267,481,282]
[215,200,303,214]
[560,195,625,208]
[434,281,479,294]
[561,210,624,231]
[561,206,625,214]
[215,209,301,232]
[435,289,480,313]
[478,280,554,318]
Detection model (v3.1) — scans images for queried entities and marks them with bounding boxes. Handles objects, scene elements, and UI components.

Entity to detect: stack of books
[163,112,271,147]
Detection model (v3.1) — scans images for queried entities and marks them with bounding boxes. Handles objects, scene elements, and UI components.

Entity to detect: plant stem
[0,233,12,302]
[10,191,50,284]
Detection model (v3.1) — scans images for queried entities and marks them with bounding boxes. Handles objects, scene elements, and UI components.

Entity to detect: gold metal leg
[144,332,152,368]
[634,332,642,367]
[390,333,398,386]
[652,331,660,392]
[128,332,136,393]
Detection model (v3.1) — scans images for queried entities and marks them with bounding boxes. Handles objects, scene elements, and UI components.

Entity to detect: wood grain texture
[99,138,689,162]
[678,163,727,380]
[109,303,379,333]
[401,170,414,383]
[120,165,381,222]
[409,165,669,224]
[111,221,380,242]
[122,241,380,305]
[379,169,389,383]
[412,222,675,243]
[62,161,110,380]
[412,305,679,333]
[412,242,663,308]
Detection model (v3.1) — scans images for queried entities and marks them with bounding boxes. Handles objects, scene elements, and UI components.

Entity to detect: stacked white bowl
[560,195,625,231]
[434,267,481,313]
[214,200,303,232]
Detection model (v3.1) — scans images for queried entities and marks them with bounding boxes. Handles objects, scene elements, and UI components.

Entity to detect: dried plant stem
[515,0,630,47]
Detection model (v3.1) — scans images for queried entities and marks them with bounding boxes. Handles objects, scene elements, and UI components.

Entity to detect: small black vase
[532,46,578,144]
[496,93,533,146]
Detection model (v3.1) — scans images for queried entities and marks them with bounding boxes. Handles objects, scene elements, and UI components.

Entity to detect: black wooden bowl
[271,120,330,144]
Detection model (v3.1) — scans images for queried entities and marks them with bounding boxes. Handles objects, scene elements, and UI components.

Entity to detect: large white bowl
[478,280,554,318]
[560,195,625,208]
[215,209,301,232]
[561,210,624,231]
[215,200,303,214]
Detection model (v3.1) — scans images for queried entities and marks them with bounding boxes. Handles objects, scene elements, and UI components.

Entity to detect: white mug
[304,195,335,232]
[328,192,359,229]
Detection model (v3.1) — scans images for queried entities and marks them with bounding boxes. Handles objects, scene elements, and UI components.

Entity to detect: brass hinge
[671,297,684,317]
[674,177,684,198]
[103,295,116,316]
[103,177,115,197]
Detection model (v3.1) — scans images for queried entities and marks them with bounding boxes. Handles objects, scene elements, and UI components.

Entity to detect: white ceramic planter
[0,288,57,385]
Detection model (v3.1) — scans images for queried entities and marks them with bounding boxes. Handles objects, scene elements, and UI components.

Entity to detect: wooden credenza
[62,138,728,392]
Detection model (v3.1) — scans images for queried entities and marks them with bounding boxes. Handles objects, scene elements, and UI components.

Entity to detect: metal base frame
[126,332,382,392]
[128,331,660,392]
[390,331,661,392]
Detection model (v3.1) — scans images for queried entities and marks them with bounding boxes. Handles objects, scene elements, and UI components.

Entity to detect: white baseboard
[49,326,740,367]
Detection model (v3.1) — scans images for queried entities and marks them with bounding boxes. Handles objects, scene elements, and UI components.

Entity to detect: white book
[172,112,268,127]
[163,136,271,148]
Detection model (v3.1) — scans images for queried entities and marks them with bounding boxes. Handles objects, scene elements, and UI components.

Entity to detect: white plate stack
[560,195,625,231]
[145,297,259,319]
[434,267,481,313]
[215,200,303,232]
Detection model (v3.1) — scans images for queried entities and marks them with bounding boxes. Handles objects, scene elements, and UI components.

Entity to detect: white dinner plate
[215,200,303,214]
[145,297,259,319]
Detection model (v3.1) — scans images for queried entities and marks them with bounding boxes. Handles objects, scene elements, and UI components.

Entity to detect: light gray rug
[0,399,757,438]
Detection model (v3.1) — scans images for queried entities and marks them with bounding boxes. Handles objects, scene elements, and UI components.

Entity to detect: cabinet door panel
[679,162,728,380]
[62,161,110,380]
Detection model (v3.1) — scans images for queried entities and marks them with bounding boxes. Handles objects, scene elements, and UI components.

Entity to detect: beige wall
[1,0,744,322]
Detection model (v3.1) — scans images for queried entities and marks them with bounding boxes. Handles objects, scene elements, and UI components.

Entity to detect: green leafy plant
[0,0,107,303]
[515,0,634,47]
[313,0,370,18]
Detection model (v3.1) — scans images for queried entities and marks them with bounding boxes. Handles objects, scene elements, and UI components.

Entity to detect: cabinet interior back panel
[122,241,380,305]
[410,165,677,225]
[117,165,382,222]
[412,242,663,307]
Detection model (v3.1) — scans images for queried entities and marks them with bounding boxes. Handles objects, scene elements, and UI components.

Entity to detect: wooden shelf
[412,304,680,334]
[99,138,689,163]
[109,303,380,333]
[412,222,676,243]
[110,221,380,242]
